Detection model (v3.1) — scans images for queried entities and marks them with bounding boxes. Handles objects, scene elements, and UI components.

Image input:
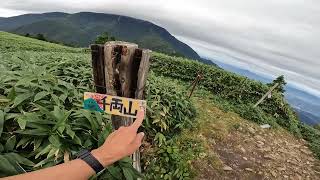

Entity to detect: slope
[190,97,320,179]
[0,31,83,53]
[1,32,320,179]
[0,12,201,60]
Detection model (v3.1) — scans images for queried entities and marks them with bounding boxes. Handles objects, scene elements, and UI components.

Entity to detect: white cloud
[0,8,29,17]
[1,0,320,97]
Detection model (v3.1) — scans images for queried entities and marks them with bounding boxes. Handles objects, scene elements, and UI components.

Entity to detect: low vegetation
[0,31,197,179]
[0,31,319,180]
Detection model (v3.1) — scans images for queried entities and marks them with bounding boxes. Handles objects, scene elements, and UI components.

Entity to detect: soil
[192,100,320,180]
[193,117,320,180]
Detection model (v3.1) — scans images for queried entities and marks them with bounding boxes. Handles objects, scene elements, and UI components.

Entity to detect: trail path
[192,99,320,180]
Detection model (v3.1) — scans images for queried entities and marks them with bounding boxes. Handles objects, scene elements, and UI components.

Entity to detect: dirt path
[191,99,320,180]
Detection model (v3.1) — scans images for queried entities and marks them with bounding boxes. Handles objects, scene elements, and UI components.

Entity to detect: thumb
[129,132,145,152]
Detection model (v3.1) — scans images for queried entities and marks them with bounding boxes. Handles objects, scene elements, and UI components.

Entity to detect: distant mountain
[0,12,201,60]
[207,57,320,125]
[200,58,220,66]
[0,12,68,30]
[286,87,320,117]
[294,108,320,125]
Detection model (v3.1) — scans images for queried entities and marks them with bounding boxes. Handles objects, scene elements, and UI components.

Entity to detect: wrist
[91,148,114,167]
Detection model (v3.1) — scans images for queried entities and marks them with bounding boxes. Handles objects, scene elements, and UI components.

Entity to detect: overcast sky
[1,0,320,97]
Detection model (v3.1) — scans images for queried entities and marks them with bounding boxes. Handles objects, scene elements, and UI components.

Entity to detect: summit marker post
[90,41,151,172]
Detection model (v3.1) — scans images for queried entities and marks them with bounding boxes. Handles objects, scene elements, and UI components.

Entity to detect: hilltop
[0,32,319,179]
[0,12,201,60]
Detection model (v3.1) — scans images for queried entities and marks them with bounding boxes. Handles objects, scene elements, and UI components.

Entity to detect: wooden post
[90,44,106,94]
[188,72,202,98]
[132,49,151,171]
[90,41,151,172]
[253,83,279,108]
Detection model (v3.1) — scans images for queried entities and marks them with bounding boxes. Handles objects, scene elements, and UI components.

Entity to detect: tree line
[24,32,116,46]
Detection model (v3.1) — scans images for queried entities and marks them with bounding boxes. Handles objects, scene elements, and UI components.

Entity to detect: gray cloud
[1,0,320,96]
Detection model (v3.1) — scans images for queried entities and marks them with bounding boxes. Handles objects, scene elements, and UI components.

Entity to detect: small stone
[271,170,277,177]
[248,127,256,134]
[284,175,289,178]
[257,140,264,145]
[258,171,263,175]
[261,147,272,152]
[240,147,246,153]
[279,148,288,154]
[223,165,233,171]
[295,174,302,180]
[264,155,274,160]
[254,135,265,142]
[243,157,248,161]
[245,168,254,172]
[260,124,271,128]
[257,144,263,148]
[277,167,286,171]
[307,157,315,162]
[300,149,312,155]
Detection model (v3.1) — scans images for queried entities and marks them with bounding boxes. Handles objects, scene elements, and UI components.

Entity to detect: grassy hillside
[0,31,319,179]
[0,31,84,53]
[0,12,201,60]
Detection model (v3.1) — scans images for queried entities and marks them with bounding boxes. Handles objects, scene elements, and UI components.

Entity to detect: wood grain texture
[135,49,151,99]
[90,44,106,94]
[132,49,151,172]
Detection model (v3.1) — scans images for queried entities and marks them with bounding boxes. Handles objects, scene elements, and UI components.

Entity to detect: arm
[3,109,145,180]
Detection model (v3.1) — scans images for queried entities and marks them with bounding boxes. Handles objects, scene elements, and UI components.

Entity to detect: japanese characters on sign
[83,92,146,118]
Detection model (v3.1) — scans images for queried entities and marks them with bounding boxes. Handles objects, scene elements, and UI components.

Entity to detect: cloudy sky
[1,0,320,96]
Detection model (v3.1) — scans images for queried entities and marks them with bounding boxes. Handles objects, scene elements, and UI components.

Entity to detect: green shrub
[144,73,196,137]
[142,136,204,180]
[0,62,141,179]
[143,142,191,180]
[298,122,320,159]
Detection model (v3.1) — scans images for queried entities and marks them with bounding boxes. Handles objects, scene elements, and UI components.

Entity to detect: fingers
[129,132,145,153]
[131,108,145,131]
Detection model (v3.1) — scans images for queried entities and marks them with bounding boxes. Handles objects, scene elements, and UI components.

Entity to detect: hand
[92,108,145,167]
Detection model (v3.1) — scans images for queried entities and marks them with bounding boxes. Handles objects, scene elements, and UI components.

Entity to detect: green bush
[144,73,196,137]
[143,142,191,180]
[142,74,198,180]
[142,136,204,180]
[0,62,141,179]
[298,122,320,159]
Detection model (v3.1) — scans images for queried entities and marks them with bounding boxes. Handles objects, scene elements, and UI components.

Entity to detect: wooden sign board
[83,92,146,118]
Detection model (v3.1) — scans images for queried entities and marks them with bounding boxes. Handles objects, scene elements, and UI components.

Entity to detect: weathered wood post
[90,41,151,172]
[188,72,203,98]
[253,83,279,108]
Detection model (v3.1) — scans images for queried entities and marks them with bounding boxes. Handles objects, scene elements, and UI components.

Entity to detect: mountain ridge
[0,12,203,61]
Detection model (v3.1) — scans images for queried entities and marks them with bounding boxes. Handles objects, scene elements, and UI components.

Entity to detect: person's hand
[91,108,145,167]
